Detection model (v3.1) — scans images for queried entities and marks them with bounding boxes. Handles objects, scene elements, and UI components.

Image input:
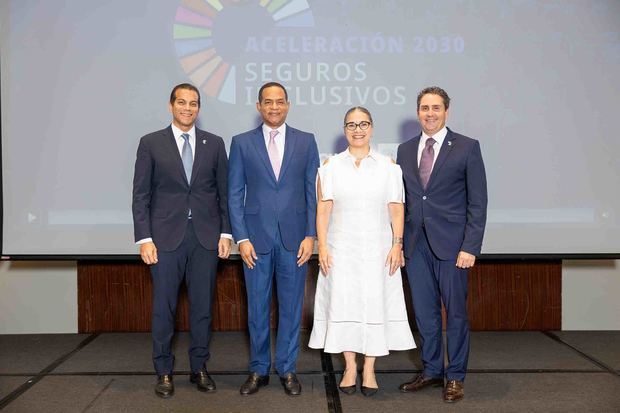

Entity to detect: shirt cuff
[220,233,232,239]
[136,238,153,245]
[236,238,249,245]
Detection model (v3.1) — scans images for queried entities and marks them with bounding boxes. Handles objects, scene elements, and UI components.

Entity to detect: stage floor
[1,331,619,412]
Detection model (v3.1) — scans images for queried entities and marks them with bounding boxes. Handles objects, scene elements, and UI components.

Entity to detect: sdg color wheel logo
[174,0,315,104]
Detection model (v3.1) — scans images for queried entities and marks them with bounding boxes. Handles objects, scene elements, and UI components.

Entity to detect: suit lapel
[190,129,205,186]
[165,126,190,186]
[410,135,423,187]
[427,128,456,189]
[278,125,296,182]
[250,126,278,182]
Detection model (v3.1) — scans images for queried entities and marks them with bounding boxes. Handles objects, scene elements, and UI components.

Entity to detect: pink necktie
[268,129,281,179]
[419,137,436,189]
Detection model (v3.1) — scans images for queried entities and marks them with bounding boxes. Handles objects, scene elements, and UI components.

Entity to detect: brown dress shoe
[240,372,269,395]
[280,372,302,396]
[155,374,174,398]
[399,373,444,392]
[190,369,216,392]
[443,380,464,403]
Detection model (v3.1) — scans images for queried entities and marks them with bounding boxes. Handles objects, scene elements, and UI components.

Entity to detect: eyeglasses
[344,121,372,131]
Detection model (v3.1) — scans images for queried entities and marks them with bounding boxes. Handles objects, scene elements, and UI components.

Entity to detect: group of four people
[132,81,487,404]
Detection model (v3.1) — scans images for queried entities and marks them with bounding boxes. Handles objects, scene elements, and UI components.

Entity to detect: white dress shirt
[417,126,447,169]
[171,123,196,160]
[262,123,286,164]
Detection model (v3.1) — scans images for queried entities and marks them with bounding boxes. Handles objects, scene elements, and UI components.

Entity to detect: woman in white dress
[309,107,415,396]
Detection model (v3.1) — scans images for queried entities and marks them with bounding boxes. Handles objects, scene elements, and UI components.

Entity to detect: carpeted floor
[1,331,619,412]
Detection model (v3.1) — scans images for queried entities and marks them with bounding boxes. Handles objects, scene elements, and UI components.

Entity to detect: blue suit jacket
[132,126,231,251]
[397,128,487,260]
[228,125,320,254]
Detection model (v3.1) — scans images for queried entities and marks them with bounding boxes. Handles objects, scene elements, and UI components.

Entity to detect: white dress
[308,149,416,356]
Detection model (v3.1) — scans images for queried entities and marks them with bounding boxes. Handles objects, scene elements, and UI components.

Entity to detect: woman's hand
[318,244,332,276]
[385,244,403,276]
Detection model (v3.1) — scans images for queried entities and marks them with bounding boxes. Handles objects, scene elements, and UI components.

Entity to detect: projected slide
[1,0,619,255]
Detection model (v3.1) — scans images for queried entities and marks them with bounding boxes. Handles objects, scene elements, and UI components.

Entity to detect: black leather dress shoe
[240,372,269,395]
[155,374,174,398]
[399,373,443,392]
[280,372,301,396]
[190,369,216,392]
[361,385,378,397]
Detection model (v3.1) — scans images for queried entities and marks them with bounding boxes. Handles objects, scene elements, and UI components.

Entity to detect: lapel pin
[448,141,452,146]
[202,139,206,144]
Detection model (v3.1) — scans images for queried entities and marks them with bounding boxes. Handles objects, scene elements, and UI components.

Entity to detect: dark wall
[78,259,561,332]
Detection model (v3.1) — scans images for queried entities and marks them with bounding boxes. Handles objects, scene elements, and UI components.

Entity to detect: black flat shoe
[338,384,356,395]
[361,385,378,397]
[339,368,358,395]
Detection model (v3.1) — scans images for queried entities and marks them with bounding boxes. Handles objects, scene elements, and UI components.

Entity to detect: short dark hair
[257,82,288,102]
[344,106,373,125]
[417,86,450,110]
[170,83,201,107]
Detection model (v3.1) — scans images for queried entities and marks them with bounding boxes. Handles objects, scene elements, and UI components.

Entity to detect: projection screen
[1,0,620,255]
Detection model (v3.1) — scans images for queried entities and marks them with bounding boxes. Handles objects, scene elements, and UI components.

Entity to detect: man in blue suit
[397,86,487,403]
[228,82,320,396]
[133,83,231,398]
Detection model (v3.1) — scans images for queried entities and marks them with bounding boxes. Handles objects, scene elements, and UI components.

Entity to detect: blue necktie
[181,133,193,182]
[181,133,193,218]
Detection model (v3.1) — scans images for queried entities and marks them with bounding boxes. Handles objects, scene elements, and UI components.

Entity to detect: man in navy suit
[397,86,487,403]
[228,82,320,396]
[132,83,232,398]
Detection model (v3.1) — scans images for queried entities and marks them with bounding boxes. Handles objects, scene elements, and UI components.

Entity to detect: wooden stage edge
[78,259,561,333]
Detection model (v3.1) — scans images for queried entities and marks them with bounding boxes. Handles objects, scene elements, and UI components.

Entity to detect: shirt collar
[262,123,286,138]
[421,126,447,146]
[171,123,196,140]
[344,148,378,162]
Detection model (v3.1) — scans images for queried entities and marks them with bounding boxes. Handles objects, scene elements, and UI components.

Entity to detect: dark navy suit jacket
[132,125,231,251]
[397,128,487,260]
[227,125,320,253]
